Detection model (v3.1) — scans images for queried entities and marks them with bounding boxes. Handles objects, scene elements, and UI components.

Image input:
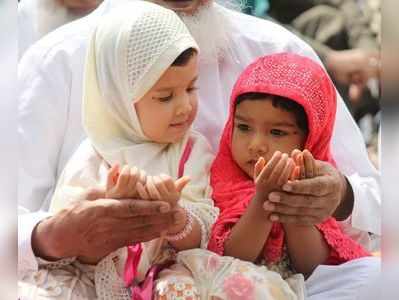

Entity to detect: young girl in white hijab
[28,1,215,299]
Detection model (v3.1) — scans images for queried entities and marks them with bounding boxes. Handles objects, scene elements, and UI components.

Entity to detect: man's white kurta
[18,0,380,277]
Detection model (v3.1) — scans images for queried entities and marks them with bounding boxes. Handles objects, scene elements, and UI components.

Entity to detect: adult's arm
[18,193,177,278]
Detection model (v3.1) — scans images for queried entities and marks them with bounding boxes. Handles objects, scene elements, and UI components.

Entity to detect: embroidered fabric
[37,256,77,269]
[165,209,194,242]
[19,260,96,299]
[183,200,218,249]
[126,10,188,92]
[95,249,131,300]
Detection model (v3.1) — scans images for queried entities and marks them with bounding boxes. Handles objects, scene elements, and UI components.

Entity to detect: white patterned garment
[155,249,305,300]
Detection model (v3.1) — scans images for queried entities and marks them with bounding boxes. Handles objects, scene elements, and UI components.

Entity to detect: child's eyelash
[158,95,173,102]
[237,123,250,131]
[187,86,198,92]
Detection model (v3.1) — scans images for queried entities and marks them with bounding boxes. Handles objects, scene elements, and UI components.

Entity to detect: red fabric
[207,53,369,264]
[178,137,194,178]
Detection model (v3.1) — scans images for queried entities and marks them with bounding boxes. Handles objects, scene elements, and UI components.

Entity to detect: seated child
[154,52,372,300]
[41,2,221,299]
[203,52,371,294]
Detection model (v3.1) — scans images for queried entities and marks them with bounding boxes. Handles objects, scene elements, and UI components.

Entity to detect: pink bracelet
[165,208,194,242]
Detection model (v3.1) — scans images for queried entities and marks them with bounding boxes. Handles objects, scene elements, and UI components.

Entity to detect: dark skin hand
[31,188,182,264]
[264,150,354,225]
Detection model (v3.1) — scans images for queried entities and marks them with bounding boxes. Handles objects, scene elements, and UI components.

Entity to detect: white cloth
[18,0,380,280]
[18,0,96,59]
[18,0,38,59]
[306,256,380,300]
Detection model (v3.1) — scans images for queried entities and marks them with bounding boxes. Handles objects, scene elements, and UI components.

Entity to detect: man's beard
[178,1,233,64]
[36,0,89,38]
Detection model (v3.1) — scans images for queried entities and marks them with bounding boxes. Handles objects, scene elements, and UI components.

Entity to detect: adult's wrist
[333,174,354,221]
[31,213,70,261]
[166,206,187,235]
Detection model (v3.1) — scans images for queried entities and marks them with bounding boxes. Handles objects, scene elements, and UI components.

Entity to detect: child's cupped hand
[105,164,147,199]
[136,174,190,209]
[290,149,317,180]
[253,149,317,199]
[105,164,190,208]
[254,152,296,198]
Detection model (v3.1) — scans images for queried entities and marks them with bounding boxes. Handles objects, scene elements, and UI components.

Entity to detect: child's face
[231,98,307,179]
[135,55,198,144]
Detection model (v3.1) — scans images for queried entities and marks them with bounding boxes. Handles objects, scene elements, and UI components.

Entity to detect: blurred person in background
[18,0,102,58]
[18,0,380,298]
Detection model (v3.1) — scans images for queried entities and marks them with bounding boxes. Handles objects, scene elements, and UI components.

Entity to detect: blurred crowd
[238,0,381,168]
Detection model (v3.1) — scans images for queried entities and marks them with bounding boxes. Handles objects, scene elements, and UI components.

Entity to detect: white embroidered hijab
[83,1,199,177]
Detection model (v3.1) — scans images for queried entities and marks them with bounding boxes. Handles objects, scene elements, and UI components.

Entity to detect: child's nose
[177,94,192,116]
[249,134,268,156]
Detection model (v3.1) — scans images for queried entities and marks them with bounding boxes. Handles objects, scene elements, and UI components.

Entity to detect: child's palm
[254,152,295,198]
[290,149,317,180]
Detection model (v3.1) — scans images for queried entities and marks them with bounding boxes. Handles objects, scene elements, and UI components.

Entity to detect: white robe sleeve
[18,46,71,213]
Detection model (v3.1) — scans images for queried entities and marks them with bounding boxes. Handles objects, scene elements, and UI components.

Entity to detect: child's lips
[170,120,189,128]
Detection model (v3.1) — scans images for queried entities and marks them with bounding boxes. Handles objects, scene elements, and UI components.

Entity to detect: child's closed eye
[187,86,198,93]
[156,93,173,102]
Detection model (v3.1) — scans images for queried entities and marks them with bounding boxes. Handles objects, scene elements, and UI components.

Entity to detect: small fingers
[303,150,315,178]
[160,174,175,193]
[257,151,281,184]
[153,175,170,199]
[126,167,139,195]
[268,153,288,183]
[277,158,295,186]
[115,165,131,191]
[175,176,190,193]
[146,176,162,200]
[298,153,306,179]
[106,164,119,190]
[254,157,266,180]
[136,181,150,200]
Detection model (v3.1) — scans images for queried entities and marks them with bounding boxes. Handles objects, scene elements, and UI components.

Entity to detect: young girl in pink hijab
[206,52,370,289]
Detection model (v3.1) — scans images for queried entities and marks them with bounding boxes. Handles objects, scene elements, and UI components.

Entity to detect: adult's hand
[31,189,181,264]
[326,49,380,85]
[263,160,354,225]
